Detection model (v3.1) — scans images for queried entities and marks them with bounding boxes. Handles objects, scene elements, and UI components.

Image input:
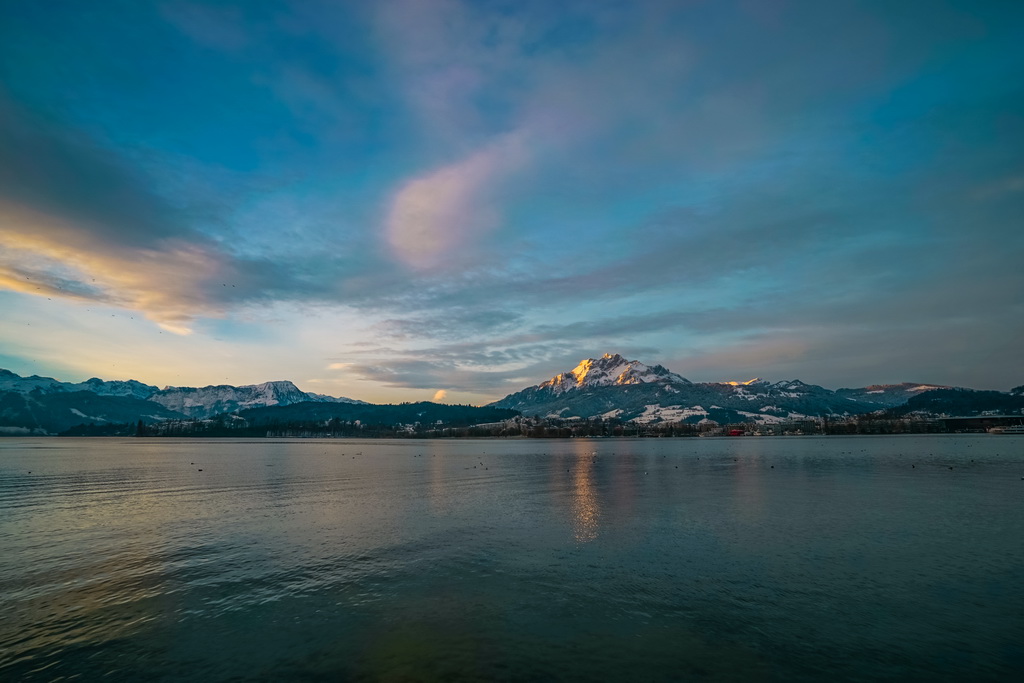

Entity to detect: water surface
[1,435,1022,681]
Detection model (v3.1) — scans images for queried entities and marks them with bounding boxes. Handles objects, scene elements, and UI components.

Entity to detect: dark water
[1,436,1022,682]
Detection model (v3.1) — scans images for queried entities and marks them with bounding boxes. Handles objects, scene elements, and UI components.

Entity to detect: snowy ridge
[538,353,690,394]
[0,369,364,420]
[0,369,159,399]
[489,353,964,425]
[77,377,160,400]
[151,380,364,418]
[632,405,709,424]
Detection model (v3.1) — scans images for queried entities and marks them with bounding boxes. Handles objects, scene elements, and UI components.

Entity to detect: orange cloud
[0,203,238,334]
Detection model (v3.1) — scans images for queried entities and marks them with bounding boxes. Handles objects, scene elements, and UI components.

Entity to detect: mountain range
[1,355,1019,435]
[487,353,955,425]
[0,369,362,434]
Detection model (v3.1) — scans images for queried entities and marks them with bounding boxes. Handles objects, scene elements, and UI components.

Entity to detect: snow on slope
[0,369,364,419]
[632,404,709,424]
[489,355,928,424]
[150,380,364,418]
[538,353,690,394]
[0,369,159,398]
[75,377,160,400]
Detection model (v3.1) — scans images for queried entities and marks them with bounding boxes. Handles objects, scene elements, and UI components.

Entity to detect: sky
[1,0,1022,404]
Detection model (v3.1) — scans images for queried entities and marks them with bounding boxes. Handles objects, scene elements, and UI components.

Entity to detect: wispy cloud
[0,199,296,334]
[386,133,528,269]
[159,2,251,51]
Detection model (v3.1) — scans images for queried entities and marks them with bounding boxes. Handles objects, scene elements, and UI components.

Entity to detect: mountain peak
[255,380,301,392]
[773,379,811,389]
[150,379,362,417]
[539,353,689,393]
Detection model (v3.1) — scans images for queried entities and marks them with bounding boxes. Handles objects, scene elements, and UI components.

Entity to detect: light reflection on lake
[568,441,600,542]
[1,435,1022,681]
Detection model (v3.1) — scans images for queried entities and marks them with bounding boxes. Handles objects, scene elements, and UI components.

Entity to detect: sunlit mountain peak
[538,353,690,394]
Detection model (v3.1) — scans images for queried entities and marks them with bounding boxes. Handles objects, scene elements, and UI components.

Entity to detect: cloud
[386,133,527,269]
[341,356,541,395]
[432,389,447,401]
[0,202,300,332]
[159,2,251,51]
[373,308,523,341]
[372,0,541,144]
[0,92,345,329]
[971,175,1024,201]
[0,95,187,249]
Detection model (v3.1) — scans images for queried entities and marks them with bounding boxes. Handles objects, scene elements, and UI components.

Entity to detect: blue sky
[1,0,1022,403]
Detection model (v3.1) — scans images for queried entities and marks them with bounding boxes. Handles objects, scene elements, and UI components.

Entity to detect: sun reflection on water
[570,446,600,543]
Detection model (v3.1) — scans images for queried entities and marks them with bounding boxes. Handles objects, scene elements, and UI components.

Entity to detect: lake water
[1,435,1022,681]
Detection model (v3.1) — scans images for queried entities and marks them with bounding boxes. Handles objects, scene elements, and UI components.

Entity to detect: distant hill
[890,388,1024,417]
[0,390,184,435]
[834,383,951,408]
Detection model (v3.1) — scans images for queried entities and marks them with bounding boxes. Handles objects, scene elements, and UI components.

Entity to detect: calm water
[1,435,1022,681]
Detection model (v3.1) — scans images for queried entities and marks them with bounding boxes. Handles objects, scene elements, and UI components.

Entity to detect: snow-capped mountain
[76,377,162,400]
[150,380,363,418]
[538,353,690,393]
[0,369,364,421]
[0,369,159,399]
[489,354,950,425]
[498,353,690,411]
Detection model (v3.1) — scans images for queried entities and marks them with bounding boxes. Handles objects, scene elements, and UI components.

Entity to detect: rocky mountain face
[489,355,964,425]
[498,353,689,410]
[539,353,689,393]
[148,380,364,418]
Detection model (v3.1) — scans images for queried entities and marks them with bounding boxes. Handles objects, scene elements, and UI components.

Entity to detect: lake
[1,435,1022,681]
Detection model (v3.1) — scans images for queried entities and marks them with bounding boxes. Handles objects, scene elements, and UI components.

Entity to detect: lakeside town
[102,411,1023,439]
